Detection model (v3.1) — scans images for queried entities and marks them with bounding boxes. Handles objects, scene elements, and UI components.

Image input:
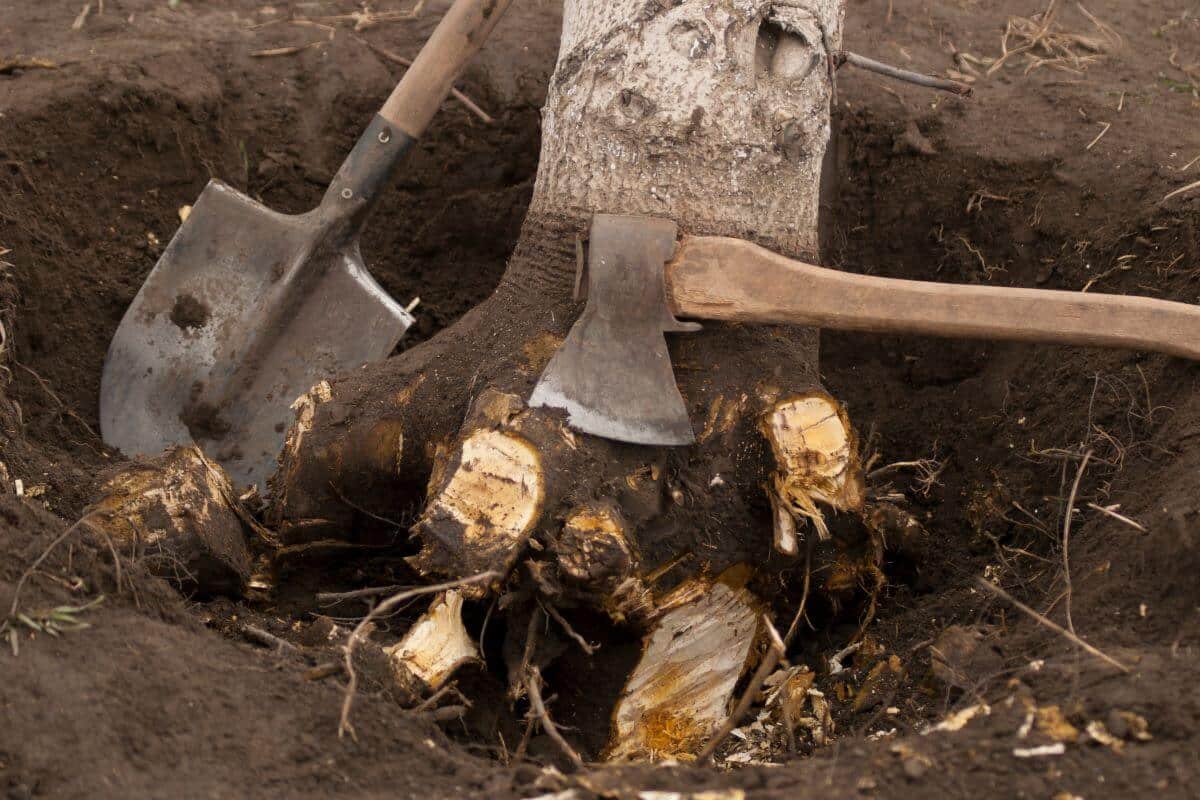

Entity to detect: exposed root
[411,428,543,597]
[5,514,99,624]
[760,393,863,550]
[411,390,577,599]
[338,571,497,740]
[974,577,1130,674]
[697,616,786,763]
[549,503,650,623]
[526,665,584,770]
[606,568,761,762]
[84,445,261,597]
[387,590,480,695]
[542,601,597,655]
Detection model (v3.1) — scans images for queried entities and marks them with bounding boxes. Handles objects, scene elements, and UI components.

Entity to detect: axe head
[529,214,700,445]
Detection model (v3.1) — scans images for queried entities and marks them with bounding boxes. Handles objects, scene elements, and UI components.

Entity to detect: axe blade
[529,214,698,446]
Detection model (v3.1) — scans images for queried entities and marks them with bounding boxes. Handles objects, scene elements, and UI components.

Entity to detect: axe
[530,214,1200,445]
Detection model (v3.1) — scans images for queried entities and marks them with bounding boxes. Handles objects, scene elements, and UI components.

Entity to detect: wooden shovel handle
[379,0,513,139]
[668,235,1200,361]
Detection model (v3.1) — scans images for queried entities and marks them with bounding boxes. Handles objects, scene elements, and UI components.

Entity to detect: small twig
[14,362,98,438]
[241,624,300,654]
[1062,449,1092,635]
[974,577,1130,673]
[542,602,596,655]
[419,704,467,723]
[514,711,536,761]
[1162,179,1200,203]
[1085,121,1111,150]
[526,665,584,769]
[782,536,814,649]
[317,584,406,606]
[361,39,494,123]
[1085,502,1146,533]
[8,514,99,620]
[697,616,786,763]
[71,2,92,30]
[338,571,497,740]
[513,605,542,701]
[304,661,343,681]
[328,481,405,529]
[837,50,974,97]
[413,681,463,713]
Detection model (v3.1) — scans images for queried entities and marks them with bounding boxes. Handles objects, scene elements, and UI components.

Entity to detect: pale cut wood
[378,0,513,138]
[668,236,1200,361]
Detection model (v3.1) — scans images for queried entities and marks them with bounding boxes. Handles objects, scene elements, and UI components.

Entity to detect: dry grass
[978,1,1121,77]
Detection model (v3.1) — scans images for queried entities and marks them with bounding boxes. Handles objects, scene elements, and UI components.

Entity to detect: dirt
[2,0,1199,798]
[168,293,209,331]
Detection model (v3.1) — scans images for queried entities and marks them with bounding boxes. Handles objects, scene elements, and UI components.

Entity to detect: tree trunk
[270,0,851,544]
[260,0,906,762]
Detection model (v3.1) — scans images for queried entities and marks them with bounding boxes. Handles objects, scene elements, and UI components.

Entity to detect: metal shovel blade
[99,180,413,489]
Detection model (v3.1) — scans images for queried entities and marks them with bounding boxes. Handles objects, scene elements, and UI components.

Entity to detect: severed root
[268,379,409,542]
[85,445,259,597]
[605,567,761,762]
[387,590,480,696]
[760,392,864,552]
[410,390,558,598]
[549,502,652,624]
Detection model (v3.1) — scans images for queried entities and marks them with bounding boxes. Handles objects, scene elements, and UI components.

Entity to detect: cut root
[410,390,549,598]
[551,503,651,624]
[760,393,864,551]
[85,445,259,597]
[387,590,479,695]
[605,568,761,762]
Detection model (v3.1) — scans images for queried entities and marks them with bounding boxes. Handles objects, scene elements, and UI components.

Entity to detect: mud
[2,0,1199,798]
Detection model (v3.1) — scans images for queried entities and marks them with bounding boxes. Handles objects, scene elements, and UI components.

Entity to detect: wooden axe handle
[667,235,1200,361]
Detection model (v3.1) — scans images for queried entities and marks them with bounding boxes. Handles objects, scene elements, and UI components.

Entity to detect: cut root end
[760,393,864,551]
[387,590,479,694]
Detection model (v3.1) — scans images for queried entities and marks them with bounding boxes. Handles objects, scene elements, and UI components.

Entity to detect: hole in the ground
[4,11,1195,789]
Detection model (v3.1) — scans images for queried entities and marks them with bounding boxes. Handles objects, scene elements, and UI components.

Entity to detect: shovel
[100,0,513,490]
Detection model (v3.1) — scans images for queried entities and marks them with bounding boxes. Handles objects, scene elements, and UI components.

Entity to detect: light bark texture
[531,0,843,253]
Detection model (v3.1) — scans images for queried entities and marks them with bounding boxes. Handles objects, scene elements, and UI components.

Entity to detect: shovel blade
[100,181,413,489]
